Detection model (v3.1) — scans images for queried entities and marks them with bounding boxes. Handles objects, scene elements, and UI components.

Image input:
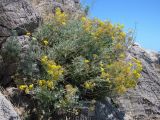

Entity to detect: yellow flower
[62,22,66,25]
[19,85,27,91]
[38,80,46,86]
[54,8,67,25]
[136,73,141,78]
[84,82,90,89]
[115,43,122,49]
[28,84,34,90]
[43,40,49,46]
[97,19,105,26]
[84,59,90,63]
[133,70,141,79]
[117,85,126,94]
[81,17,87,22]
[40,57,64,80]
[111,36,115,40]
[84,81,95,89]
[55,8,61,15]
[119,53,125,59]
[101,72,110,79]
[47,70,53,75]
[26,32,31,36]
[129,62,133,67]
[120,32,126,38]
[47,80,54,89]
[41,56,48,63]
[100,67,105,72]
[25,88,29,94]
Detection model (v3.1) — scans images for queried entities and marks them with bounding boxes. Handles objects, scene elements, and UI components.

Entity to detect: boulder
[0,92,20,120]
[30,0,82,19]
[0,0,40,45]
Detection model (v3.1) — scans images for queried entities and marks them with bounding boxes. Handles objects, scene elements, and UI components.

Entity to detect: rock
[96,45,160,120]
[30,0,82,19]
[95,97,125,120]
[4,87,27,118]
[3,87,37,119]
[0,92,20,120]
[0,55,3,79]
[0,0,40,44]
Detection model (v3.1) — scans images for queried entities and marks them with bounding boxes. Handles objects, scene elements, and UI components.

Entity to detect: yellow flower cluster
[132,58,143,79]
[42,39,49,46]
[38,80,54,89]
[133,70,141,79]
[19,84,34,94]
[94,20,114,38]
[116,85,126,94]
[132,58,143,72]
[41,56,64,80]
[81,17,126,43]
[81,17,92,32]
[54,8,67,25]
[100,62,111,82]
[100,59,142,94]
[84,59,90,63]
[83,81,95,90]
[115,43,123,50]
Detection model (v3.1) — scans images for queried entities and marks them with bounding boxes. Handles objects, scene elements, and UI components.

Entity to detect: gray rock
[0,0,40,44]
[0,55,3,79]
[95,97,125,120]
[96,44,160,120]
[0,92,20,120]
[30,0,82,19]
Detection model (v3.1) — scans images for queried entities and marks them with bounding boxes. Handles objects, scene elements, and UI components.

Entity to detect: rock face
[96,44,160,120]
[0,0,40,46]
[1,0,160,120]
[0,92,20,120]
[30,0,82,19]
[120,45,160,120]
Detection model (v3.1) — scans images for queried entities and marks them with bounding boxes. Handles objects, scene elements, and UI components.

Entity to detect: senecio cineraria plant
[6,8,142,119]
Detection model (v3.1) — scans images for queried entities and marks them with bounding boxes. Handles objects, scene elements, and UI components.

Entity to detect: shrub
[6,8,142,119]
[1,36,21,63]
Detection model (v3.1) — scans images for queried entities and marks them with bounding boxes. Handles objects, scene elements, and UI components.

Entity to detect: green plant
[5,8,142,119]
[1,36,21,63]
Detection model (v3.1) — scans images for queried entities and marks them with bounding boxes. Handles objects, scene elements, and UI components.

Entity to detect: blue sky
[81,0,160,51]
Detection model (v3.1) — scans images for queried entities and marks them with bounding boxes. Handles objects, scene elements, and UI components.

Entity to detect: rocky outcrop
[0,92,20,120]
[30,0,82,19]
[96,44,160,120]
[0,0,40,46]
[120,44,160,120]
[1,0,160,120]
